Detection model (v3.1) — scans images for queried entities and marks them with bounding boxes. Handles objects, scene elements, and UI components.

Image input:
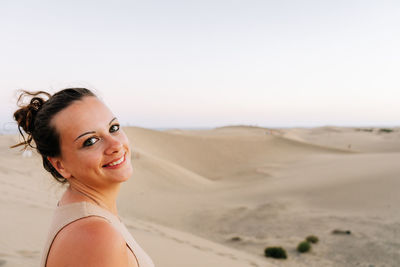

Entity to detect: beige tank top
[40,201,155,267]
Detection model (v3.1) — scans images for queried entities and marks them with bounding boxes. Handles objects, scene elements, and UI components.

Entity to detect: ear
[47,156,72,179]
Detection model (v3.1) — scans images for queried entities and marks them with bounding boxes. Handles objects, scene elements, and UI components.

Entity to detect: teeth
[107,155,124,166]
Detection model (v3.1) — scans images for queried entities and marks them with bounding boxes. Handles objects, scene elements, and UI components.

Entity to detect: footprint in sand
[171,237,186,244]
[216,251,229,257]
[16,250,39,258]
[227,254,238,260]
[0,259,6,266]
[192,245,212,252]
[216,251,251,262]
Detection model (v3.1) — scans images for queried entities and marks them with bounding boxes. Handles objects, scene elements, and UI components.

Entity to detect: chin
[122,169,133,182]
[114,166,133,183]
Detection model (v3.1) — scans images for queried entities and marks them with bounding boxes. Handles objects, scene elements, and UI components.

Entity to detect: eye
[110,124,120,133]
[83,137,99,147]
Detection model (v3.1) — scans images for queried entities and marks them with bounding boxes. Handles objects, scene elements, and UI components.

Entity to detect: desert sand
[0,126,399,266]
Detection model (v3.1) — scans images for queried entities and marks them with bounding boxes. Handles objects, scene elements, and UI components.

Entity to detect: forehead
[51,96,113,141]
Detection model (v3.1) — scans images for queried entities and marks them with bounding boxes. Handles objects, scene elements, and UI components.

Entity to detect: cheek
[84,151,103,167]
[120,131,130,145]
[71,150,103,174]
[119,133,131,153]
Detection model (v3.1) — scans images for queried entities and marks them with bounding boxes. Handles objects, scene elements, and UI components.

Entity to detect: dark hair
[11,88,96,183]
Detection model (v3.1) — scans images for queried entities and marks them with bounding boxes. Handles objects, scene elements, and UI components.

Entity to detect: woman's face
[50,96,133,189]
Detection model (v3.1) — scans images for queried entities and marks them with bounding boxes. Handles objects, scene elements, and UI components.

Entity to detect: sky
[1,0,399,132]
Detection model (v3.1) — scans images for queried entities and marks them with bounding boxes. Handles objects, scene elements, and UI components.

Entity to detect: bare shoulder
[47,216,133,267]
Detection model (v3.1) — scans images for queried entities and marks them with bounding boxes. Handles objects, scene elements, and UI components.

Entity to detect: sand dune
[124,126,349,182]
[1,126,399,266]
[279,126,400,152]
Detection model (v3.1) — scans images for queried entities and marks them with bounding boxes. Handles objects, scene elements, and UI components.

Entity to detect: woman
[12,88,154,267]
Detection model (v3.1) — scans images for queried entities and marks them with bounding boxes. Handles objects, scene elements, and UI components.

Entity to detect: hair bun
[29,97,45,111]
[12,91,51,148]
[21,97,46,133]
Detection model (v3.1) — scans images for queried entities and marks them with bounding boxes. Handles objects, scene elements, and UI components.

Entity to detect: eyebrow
[74,117,117,142]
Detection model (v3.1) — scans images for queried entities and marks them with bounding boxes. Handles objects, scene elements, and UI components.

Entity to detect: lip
[102,153,126,169]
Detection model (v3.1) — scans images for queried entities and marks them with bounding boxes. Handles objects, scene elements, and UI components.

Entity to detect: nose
[104,135,123,155]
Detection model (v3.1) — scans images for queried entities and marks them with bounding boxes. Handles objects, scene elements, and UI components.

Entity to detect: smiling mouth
[103,153,126,168]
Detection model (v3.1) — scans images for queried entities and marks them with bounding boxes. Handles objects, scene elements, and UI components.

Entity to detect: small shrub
[264,246,287,259]
[306,235,319,244]
[332,229,351,235]
[297,241,311,253]
[379,128,393,133]
[356,128,373,132]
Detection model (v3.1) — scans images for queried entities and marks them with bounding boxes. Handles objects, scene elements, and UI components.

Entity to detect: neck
[63,182,121,216]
